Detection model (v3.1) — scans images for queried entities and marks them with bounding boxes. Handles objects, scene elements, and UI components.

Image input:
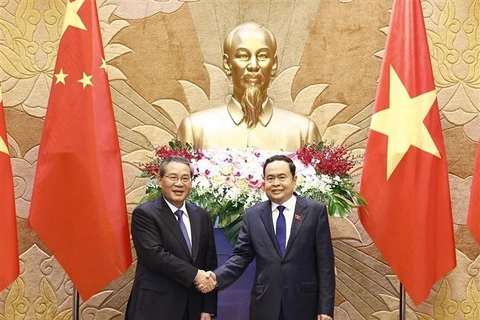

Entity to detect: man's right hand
[206,271,217,286]
[194,270,217,293]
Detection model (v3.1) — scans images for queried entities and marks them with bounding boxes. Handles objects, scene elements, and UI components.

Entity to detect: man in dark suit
[126,156,217,320]
[202,155,335,320]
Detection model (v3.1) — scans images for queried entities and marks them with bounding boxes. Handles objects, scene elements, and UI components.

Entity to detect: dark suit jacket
[215,196,335,320]
[125,196,217,320]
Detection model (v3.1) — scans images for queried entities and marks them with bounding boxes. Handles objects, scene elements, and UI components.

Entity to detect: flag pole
[399,283,406,320]
[73,286,80,320]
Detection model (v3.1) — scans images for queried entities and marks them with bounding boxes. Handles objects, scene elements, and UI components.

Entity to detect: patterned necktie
[276,205,286,257]
[174,209,192,255]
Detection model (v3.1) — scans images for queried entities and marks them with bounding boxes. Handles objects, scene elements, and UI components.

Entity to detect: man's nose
[247,57,260,72]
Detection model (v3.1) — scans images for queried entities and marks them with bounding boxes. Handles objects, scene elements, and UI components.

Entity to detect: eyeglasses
[164,175,192,184]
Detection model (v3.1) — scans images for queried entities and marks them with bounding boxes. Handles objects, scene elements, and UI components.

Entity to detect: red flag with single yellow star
[358,0,455,305]
[28,0,132,300]
[0,87,19,291]
[468,143,480,245]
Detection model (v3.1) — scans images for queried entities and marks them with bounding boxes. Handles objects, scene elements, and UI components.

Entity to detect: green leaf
[139,189,161,204]
[222,215,243,246]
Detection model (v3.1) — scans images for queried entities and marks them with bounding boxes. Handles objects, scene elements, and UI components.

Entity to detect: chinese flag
[359,0,455,305]
[29,0,132,300]
[468,143,480,244]
[0,88,19,291]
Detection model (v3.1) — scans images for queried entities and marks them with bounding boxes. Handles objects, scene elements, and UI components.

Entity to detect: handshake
[194,270,217,293]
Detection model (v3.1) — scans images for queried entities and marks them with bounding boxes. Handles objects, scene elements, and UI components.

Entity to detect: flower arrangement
[140,140,366,245]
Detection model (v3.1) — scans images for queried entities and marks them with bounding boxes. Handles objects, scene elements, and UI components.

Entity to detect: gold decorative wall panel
[1,0,479,318]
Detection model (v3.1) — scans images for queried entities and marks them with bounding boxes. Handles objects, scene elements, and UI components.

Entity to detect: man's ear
[223,54,232,76]
[271,55,278,77]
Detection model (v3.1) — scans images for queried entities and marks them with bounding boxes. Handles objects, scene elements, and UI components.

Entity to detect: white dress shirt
[164,197,192,246]
[271,195,297,250]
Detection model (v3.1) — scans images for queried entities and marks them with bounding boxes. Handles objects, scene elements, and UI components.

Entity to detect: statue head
[223,22,278,128]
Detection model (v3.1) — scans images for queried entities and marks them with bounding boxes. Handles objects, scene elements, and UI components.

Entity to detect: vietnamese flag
[0,87,19,291]
[29,0,132,300]
[468,143,480,245]
[358,0,455,305]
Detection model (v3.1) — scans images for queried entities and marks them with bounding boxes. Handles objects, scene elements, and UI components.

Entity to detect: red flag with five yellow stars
[359,0,455,305]
[468,144,480,245]
[29,0,132,300]
[0,88,19,291]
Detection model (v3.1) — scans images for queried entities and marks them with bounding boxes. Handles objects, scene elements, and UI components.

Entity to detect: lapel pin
[294,214,301,221]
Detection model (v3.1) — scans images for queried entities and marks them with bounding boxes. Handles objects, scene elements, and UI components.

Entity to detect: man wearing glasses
[126,156,217,320]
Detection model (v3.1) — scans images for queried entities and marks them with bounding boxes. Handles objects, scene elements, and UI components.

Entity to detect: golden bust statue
[177,22,321,151]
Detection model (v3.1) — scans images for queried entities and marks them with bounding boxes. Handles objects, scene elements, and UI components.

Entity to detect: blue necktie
[174,209,192,255]
[276,205,286,257]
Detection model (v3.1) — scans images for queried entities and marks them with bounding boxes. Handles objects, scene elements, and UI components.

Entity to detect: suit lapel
[259,201,282,257]
[186,203,200,262]
[285,196,308,258]
[155,197,192,261]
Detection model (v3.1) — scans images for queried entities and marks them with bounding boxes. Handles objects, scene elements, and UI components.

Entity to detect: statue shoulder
[273,106,314,123]
[186,105,229,120]
[271,106,321,142]
[177,105,232,145]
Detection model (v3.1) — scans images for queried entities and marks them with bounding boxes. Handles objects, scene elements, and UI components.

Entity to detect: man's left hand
[200,313,211,320]
[318,314,333,320]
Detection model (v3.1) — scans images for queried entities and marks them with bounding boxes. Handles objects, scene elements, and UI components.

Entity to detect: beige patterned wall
[1,0,479,319]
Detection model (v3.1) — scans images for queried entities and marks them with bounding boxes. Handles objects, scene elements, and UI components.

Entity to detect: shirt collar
[163,196,188,217]
[271,194,296,213]
[227,96,273,127]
